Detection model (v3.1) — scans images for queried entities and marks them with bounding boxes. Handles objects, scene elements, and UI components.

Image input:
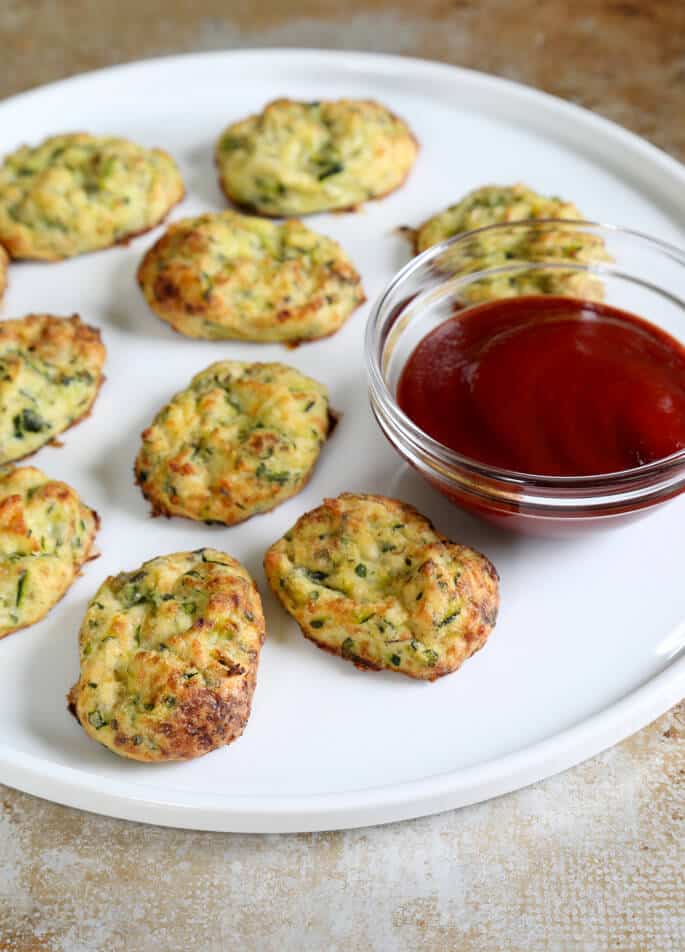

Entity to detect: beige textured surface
[1,707,683,950]
[1,3,684,949]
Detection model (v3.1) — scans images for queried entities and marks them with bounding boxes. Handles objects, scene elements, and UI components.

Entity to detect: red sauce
[397,296,685,477]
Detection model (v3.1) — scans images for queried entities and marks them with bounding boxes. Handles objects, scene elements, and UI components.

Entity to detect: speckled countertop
[1,3,684,950]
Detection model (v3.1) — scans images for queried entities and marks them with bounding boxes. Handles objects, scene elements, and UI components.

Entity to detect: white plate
[0,50,684,833]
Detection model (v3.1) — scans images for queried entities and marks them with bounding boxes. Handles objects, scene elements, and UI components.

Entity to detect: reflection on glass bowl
[365,221,685,535]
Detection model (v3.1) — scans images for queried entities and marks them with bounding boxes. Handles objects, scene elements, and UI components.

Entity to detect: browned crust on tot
[67,552,266,762]
[277,292,367,347]
[68,655,258,762]
[0,311,105,358]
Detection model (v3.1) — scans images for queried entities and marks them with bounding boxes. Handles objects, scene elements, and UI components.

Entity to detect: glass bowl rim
[365,219,685,489]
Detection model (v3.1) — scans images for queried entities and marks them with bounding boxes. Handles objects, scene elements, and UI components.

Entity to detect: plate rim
[3,48,684,187]
[2,655,684,832]
[1,47,684,832]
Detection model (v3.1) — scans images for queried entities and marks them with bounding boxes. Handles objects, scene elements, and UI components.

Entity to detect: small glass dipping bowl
[365,221,685,534]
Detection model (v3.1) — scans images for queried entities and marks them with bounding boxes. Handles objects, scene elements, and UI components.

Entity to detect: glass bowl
[365,221,685,534]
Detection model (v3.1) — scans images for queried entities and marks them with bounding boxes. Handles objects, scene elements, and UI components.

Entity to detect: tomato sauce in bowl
[397,296,685,479]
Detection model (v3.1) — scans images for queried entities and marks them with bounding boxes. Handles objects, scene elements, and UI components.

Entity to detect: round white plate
[0,50,684,833]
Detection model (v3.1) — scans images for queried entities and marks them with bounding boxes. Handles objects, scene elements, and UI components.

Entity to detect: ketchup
[397,296,685,477]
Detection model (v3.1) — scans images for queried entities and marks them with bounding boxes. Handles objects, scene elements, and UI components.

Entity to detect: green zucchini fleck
[306,569,328,583]
[316,161,344,180]
[438,611,460,628]
[221,135,245,152]
[255,462,290,484]
[13,408,49,439]
[16,570,28,607]
[88,710,106,729]
[341,637,355,657]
